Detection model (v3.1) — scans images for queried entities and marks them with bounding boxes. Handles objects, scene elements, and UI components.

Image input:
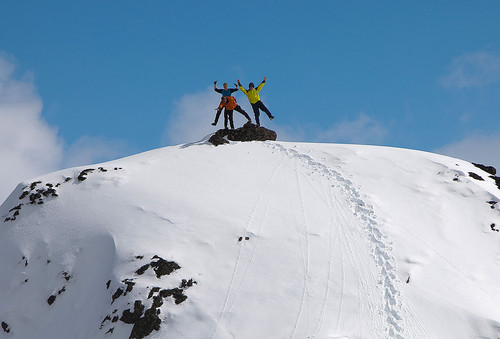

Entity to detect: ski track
[267,142,407,338]
[336,191,369,334]
[225,192,272,315]
[300,172,348,337]
[136,206,174,224]
[290,162,312,338]
[211,153,286,338]
[307,175,336,338]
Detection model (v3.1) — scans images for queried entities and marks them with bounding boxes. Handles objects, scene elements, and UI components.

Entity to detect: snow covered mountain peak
[1,140,500,338]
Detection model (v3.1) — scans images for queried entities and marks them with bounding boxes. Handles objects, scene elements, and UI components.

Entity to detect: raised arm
[213,81,222,93]
[256,78,266,92]
[237,79,247,94]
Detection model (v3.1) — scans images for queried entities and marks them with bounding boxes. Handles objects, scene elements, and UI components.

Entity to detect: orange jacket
[218,96,238,110]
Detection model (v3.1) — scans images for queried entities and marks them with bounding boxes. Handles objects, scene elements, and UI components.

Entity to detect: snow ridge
[268,142,406,338]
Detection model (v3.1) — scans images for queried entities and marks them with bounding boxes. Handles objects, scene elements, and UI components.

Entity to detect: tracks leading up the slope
[268,143,407,339]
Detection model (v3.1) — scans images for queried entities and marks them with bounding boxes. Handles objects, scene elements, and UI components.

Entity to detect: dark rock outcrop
[473,163,497,176]
[2,321,10,333]
[471,163,500,190]
[490,175,500,190]
[209,122,277,146]
[4,167,122,223]
[100,255,196,338]
[469,172,484,181]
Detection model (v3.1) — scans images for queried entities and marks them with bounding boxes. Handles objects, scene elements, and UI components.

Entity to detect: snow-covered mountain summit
[1,140,500,339]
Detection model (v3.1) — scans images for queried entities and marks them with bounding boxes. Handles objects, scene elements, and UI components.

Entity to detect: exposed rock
[111,288,124,304]
[160,288,187,304]
[62,272,72,281]
[78,168,95,181]
[136,264,150,276]
[120,300,145,324]
[180,279,196,288]
[4,167,120,222]
[1,321,10,333]
[47,286,66,305]
[470,163,500,190]
[100,315,112,329]
[150,256,181,278]
[30,181,42,190]
[473,163,497,176]
[99,255,196,338]
[123,279,135,294]
[120,298,162,339]
[47,295,56,305]
[208,132,230,146]
[120,285,193,338]
[209,122,277,146]
[129,307,161,339]
[9,204,22,212]
[148,287,161,299]
[490,175,500,190]
[468,172,484,181]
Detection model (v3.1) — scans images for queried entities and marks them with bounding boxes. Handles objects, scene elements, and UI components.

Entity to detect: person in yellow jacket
[237,77,275,126]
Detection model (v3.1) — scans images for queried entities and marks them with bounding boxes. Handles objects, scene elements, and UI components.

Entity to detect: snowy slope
[1,139,500,339]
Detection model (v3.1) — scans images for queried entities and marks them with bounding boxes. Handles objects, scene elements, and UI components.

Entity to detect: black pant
[251,101,272,126]
[214,107,224,125]
[224,105,251,129]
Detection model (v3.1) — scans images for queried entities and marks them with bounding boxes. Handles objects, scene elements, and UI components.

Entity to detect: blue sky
[1,1,500,201]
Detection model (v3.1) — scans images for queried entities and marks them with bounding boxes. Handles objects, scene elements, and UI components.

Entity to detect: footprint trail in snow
[268,143,407,338]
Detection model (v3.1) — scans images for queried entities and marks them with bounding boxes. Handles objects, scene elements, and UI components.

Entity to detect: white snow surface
[1,140,500,339]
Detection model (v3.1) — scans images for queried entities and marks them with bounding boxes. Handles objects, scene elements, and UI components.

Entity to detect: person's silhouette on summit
[216,96,251,130]
[212,81,239,126]
[238,77,274,126]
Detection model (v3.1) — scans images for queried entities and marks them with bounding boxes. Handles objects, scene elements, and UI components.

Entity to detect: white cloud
[0,53,131,204]
[315,113,389,145]
[434,133,500,171]
[439,51,500,89]
[0,53,64,203]
[162,87,217,145]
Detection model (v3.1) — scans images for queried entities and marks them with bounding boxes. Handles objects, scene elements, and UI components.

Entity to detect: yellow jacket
[239,82,265,104]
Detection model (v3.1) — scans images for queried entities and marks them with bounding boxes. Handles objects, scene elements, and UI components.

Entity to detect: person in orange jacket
[216,96,251,129]
[238,77,274,126]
